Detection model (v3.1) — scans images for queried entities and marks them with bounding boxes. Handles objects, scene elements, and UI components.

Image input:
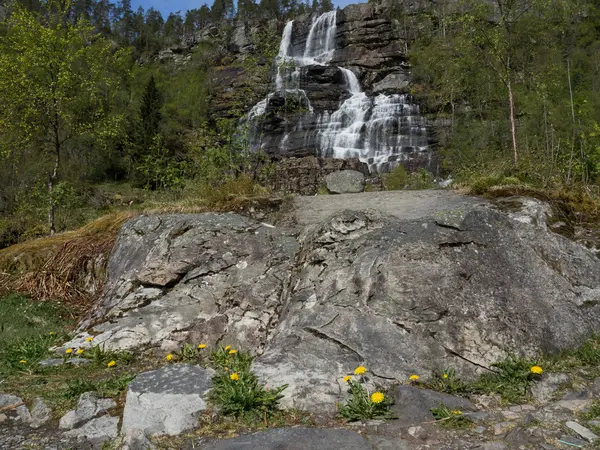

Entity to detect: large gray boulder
[121,365,214,436]
[253,203,600,411]
[325,170,366,194]
[70,197,600,415]
[66,213,297,352]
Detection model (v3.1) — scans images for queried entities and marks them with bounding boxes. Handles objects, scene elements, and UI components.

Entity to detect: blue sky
[131,0,365,18]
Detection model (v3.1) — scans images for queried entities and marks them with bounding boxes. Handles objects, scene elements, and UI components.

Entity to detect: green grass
[0,294,146,417]
[0,293,72,345]
[0,294,73,376]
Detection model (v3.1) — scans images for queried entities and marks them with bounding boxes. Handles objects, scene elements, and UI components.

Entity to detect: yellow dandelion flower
[451,410,462,415]
[443,373,449,379]
[228,349,237,355]
[343,375,352,383]
[65,348,73,355]
[49,332,55,335]
[86,337,94,343]
[371,392,385,404]
[19,359,27,364]
[530,365,543,375]
[107,360,116,368]
[165,354,174,361]
[198,344,207,349]
[224,345,231,351]
[76,349,85,355]
[230,373,240,381]
[409,374,420,381]
[354,366,367,375]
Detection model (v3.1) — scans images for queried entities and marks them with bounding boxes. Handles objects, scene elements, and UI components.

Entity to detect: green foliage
[471,356,541,404]
[208,346,287,420]
[83,343,134,367]
[63,378,98,399]
[383,166,436,190]
[382,165,408,190]
[63,373,134,399]
[409,0,600,187]
[431,404,473,429]
[135,134,187,190]
[425,367,467,395]
[338,379,393,422]
[138,76,163,151]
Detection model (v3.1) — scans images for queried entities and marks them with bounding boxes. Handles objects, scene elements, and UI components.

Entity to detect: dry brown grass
[0,212,134,312]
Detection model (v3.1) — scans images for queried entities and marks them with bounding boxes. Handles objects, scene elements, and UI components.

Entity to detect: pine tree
[138,76,163,151]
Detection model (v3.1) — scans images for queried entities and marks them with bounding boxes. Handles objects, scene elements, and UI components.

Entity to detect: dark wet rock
[390,386,474,426]
[203,427,375,450]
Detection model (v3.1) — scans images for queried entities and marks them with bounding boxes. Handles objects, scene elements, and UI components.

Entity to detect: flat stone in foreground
[205,427,375,450]
[122,364,214,436]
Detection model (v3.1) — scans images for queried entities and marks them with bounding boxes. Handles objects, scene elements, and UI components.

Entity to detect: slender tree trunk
[507,76,518,166]
[48,150,59,235]
[48,127,61,235]
[567,59,576,184]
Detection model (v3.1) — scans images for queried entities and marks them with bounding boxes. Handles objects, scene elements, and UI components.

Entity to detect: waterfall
[247,10,430,173]
[318,69,429,169]
[302,11,337,65]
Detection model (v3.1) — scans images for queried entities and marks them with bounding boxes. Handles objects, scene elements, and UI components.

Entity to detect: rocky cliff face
[247,5,438,174]
[66,195,600,412]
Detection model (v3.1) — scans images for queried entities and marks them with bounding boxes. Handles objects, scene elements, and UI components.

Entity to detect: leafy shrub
[208,346,287,420]
[382,165,408,190]
[338,366,393,421]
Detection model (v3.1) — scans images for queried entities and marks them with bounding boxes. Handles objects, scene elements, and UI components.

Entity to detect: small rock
[494,422,515,436]
[0,413,7,423]
[122,364,214,436]
[558,435,587,447]
[562,390,592,401]
[482,443,507,450]
[501,410,520,420]
[474,425,486,434]
[469,411,492,423]
[390,385,474,426]
[553,399,592,412]
[29,398,52,429]
[530,373,570,403]
[39,357,91,367]
[325,170,365,194]
[509,404,536,412]
[407,425,427,440]
[207,427,374,450]
[118,428,156,450]
[64,415,119,446]
[565,421,598,442]
[59,392,116,430]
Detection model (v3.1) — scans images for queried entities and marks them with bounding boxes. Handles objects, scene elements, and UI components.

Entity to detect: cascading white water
[302,11,337,65]
[247,10,430,172]
[318,69,429,169]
